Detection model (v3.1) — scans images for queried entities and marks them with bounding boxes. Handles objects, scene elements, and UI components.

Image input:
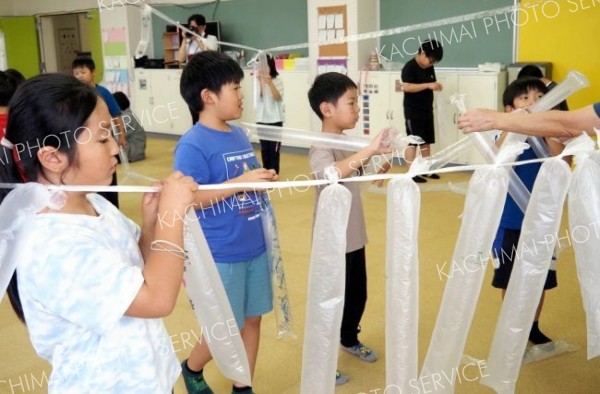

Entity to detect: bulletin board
[102,27,130,96]
[317,5,348,57]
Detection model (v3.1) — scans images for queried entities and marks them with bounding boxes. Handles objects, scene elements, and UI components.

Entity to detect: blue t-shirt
[593,102,600,117]
[499,147,540,229]
[174,123,266,263]
[96,84,122,117]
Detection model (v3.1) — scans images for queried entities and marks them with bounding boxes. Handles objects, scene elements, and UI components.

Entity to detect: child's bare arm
[127,172,197,318]
[332,130,394,179]
[193,168,278,208]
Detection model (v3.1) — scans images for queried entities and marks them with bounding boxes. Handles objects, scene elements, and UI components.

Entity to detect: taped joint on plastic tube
[561,133,596,157]
[324,166,340,183]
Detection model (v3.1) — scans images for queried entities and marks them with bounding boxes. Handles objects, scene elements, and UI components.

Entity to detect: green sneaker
[181,360,213,394]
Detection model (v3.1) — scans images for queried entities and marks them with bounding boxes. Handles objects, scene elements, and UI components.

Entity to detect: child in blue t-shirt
[174,51,278,394]
[492,77,564,345]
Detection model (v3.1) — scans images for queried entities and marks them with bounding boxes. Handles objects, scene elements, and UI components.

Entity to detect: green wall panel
[0,16,40,77]
[152,0,308,58]
[379,0,515,67]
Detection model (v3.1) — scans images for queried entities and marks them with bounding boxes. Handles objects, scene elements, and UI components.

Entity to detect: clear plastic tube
[448,94,533,214]
[240,122,423,156]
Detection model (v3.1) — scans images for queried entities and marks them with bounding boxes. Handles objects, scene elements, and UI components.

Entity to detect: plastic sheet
[134,5,152,59]
[420,166,509,393]
[0,183,65,299]
[481,158,571,394]
[258,193,295,339]
[450,94,533,215]
[522,340,579,364]
[385,177,420,391]
[183,210,252,387]
[300,183,352,394]
[568,150,600,359]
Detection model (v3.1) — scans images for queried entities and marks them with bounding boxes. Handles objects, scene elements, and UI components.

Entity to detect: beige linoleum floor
[1,135,598,394]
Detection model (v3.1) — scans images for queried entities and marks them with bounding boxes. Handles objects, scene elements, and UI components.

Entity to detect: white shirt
[186,33,219,56]
[256,77,285,124]
[15,194,180,394]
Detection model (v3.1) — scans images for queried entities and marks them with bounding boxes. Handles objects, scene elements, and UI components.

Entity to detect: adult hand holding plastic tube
[457,70,590,134]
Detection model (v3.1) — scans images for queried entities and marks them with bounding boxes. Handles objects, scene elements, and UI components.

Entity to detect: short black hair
[112,91,130,111]
[188,14,206,26]
[503,76,548,108]
[180,51,244,114]
[266,54,279,79]
[0,71,17,106]
[72,52,95,72]
[5,69,25,86]
[517,64,544,79]
[308,72,357,120]
[419,39,444,63]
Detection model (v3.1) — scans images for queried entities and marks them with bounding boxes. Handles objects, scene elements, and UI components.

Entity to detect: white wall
[0,2,13,14]
[9,0,98,15]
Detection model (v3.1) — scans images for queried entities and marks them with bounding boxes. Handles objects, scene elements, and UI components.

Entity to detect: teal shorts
[216,251,273,330]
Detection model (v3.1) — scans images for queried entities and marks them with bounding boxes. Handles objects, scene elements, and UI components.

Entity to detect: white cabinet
[434,70,506,164]
[131,69,192,135]
[358,70,506,164]
[131,69,312,142]
[358,71,405,138]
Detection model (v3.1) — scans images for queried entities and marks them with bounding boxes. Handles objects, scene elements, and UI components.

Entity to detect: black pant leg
[340,247,367,347]
[257,122,282,174]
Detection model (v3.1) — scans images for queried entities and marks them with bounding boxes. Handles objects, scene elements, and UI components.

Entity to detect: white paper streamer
[420,166,508,392]
[385,177,420,391]
[481,158,572,394]
[183,210,252,387]
[568,150,600,359]
[300,183,352,394]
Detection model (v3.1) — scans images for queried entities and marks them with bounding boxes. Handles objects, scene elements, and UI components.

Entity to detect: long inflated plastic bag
[258,193,295,338]
[420,166,508,392]
[0,183,65,299]
[300,183,352,394]
[183,211,252,387]
[568,151,600,359]
[385,177,420,391]
[481,158,571,394]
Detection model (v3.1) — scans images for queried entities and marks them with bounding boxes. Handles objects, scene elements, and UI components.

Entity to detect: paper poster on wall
[317,58,348,75]
[102,27,130,96]
[317,5,348,57]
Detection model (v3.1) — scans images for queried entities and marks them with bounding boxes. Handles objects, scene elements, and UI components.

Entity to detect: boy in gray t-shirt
[308,72,393,385]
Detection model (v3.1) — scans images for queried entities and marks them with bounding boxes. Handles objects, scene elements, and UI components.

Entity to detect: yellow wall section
[518,0,600,109]
[0,16,40,78]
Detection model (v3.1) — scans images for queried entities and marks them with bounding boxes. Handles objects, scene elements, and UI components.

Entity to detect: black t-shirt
[402,58,436,118]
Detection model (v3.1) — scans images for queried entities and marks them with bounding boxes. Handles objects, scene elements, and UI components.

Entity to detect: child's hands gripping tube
[156,171,199,226]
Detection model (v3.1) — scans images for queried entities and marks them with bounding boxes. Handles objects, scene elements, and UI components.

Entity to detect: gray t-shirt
[309,145,368,253]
